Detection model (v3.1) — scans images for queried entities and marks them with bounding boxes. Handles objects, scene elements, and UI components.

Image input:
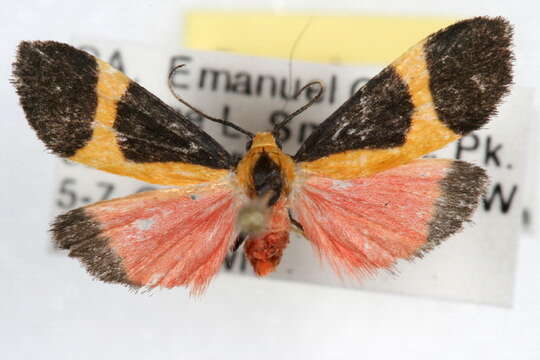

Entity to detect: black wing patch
[425,17,513,135]
[115,81,231,168]
[12,41,98,157]
[295,66,413,162]
[419,161,488,256]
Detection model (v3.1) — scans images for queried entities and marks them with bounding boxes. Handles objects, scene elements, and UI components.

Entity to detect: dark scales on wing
[52,208,136,287]
[115,81,232,169]
[251,152,283,206]
[294,66,414,162]
[12,41,98,157]
[425,17,513,135]
[417,161,488,257]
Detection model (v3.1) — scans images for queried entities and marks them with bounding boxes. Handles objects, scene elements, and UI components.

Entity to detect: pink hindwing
[290,159,487,277]
[53,180,244,294]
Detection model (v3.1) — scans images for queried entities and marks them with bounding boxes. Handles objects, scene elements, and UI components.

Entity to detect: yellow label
[185,12,456,65]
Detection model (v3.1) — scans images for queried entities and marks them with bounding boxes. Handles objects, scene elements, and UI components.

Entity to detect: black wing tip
[418,161,488,256]
[426,16,514,135]
[51,208,138,288]
[15,40,60,56]
[432,16,514,50]
[447,16,515,72]
[452,16,512,28]
[14,40,86,59]
[12,41,44,91]
[12,41,85,81]
[12,40,98,158]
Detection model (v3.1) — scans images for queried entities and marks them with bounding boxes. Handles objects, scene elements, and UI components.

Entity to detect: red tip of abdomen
[245,230,289,276]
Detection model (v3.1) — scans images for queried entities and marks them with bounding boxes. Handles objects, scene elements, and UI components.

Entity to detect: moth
[12,17,513,293]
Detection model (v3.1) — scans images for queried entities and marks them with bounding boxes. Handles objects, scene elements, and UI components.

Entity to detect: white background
[2,1,539,359]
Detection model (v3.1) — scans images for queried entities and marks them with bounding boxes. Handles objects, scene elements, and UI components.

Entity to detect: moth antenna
[284,17,313,105]
[168,64,254,138]
[273,80,324,137]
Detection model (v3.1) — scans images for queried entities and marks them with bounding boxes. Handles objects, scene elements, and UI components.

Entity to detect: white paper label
[52,40,534,306]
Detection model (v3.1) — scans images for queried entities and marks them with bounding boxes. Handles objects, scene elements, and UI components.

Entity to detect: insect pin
[12,17,513,293]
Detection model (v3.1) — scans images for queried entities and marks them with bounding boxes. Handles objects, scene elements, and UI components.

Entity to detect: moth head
[245,132,282,151]
[246,132,278,151]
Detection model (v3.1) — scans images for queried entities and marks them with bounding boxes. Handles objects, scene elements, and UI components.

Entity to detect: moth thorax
[236,197,272,235]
